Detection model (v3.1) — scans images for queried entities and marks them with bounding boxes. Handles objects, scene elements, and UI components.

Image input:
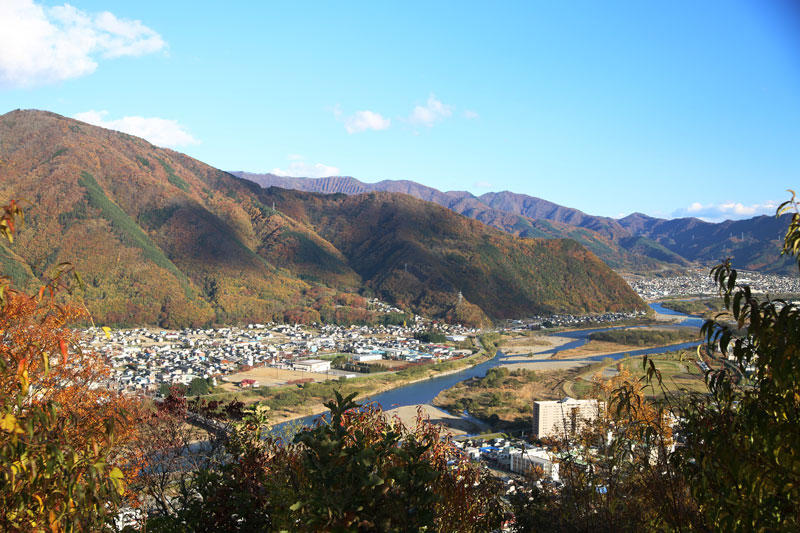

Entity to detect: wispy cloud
[271,156,339,178]
[73,110,198,148]
[0,0,165,88]
[333,95,467,133]
[345,110,391,134]
[334,106,391,134]
[672,200,779,222]
[473,180,492,189]
[408,94,453,127]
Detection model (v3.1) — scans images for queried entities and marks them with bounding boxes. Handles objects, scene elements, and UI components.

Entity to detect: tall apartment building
[532,397,602,438]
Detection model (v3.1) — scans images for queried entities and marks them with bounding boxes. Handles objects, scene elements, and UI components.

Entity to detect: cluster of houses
[348,337,470,363]
[82,326,278,391]
[625,269,800,300]
[83,318,477,393]
[508,310,647,330]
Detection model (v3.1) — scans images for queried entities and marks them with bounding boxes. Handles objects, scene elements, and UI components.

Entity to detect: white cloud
[463,109,479,119]
[73,110,198,148]
[271,156,340,179]
[673,200,779,222]
[343,110,391,134]
[408,94,453,127]
[473,180,492,189]
[0,0,165,88]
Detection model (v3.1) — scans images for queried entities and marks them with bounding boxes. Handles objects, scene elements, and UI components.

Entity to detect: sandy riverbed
[385,404,488,436]
[500,335,572,355]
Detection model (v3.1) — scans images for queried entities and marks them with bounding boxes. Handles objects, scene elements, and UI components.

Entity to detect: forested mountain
[236,173,792,274]
[258,187,645,321]
[0,109,644,327]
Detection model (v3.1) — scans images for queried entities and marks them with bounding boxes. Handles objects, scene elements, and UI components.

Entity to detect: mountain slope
[258,187,646,318]
[617,213,794,273]
[0,109,645,326]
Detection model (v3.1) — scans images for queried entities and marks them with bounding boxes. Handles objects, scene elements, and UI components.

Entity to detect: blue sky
[2,1,799,221]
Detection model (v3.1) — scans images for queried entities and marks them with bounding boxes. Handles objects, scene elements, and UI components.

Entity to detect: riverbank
[263,337,500,425]
[432,365,575,431]
[385,404,489,436]
[562,349,710,398]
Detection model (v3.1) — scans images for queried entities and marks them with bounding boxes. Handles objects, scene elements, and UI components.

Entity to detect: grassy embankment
[659,298,724,318]
[565,350,709,398]
[199,333,502,423]
[588,328,700,346]
[551,327,700,360]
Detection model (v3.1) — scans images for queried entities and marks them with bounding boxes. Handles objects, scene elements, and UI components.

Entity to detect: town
[624,268,800,300]
[85,305,478,395]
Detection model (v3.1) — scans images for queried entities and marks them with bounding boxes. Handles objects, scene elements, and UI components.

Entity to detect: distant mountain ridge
[232,173,682,272]
[233,173,792,274]
[0,109,645,328]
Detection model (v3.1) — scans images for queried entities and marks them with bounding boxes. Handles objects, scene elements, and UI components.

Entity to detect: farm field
[564,351,709,398]
[221,367,333,389]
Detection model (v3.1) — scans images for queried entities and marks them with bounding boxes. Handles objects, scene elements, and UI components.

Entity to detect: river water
[274,303,704,430]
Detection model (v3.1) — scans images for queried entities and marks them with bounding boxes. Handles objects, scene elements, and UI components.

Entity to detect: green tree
[188,377,209,396]
[147,392,505,532]
[415,330,447,343]
[677,192,800,531]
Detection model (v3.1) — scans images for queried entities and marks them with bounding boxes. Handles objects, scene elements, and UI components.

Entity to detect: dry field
[220,366,332,389]
[499,334,568,355]
[385,404,488,436]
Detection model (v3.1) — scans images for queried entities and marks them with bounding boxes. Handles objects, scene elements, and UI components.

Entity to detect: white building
[294,359,331,373]
[353,353,382,362]
[532,397,602,438]
[509,448,560,481]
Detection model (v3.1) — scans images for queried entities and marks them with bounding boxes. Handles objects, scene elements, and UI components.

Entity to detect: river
[274,303,703,431]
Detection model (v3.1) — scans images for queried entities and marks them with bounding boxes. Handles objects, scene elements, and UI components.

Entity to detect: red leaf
[59,338,68,364]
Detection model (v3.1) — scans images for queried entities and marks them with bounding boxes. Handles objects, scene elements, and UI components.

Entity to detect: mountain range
[0,109,645,327]
[233,173,793,274]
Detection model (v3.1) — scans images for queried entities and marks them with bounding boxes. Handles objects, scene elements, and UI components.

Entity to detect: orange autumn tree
[0,200,138,532]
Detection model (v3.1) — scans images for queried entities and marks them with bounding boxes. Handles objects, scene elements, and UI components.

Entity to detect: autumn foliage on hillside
[258,187,646,319]
[1,110,644,328]
[0,200,137,531]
